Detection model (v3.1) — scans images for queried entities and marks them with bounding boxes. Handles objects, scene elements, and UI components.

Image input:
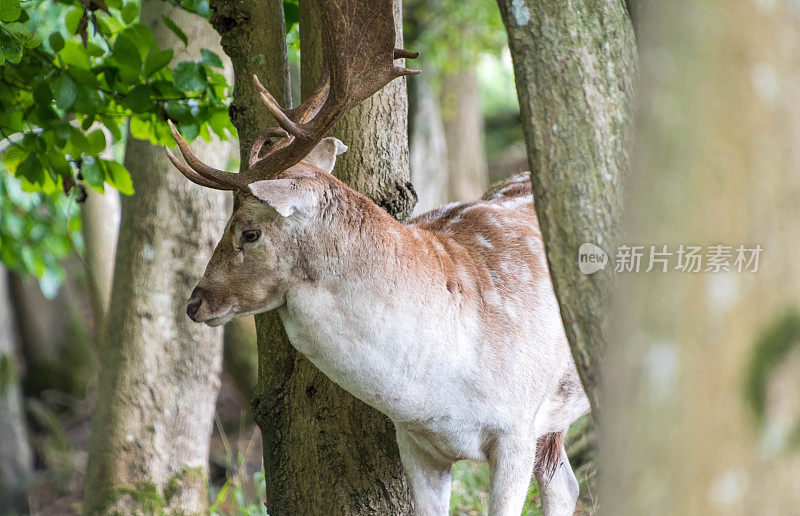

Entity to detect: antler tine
[286,76,331,124]
[167,1,422,189]
[393,48,421,76]
[253,75,312,140]
[248,128,291,169]
[167,120,250,189]
[164,146,232,190]
[394,48,420,60]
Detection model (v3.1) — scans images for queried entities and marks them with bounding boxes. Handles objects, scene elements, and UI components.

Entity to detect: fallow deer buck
[165,1,589,514]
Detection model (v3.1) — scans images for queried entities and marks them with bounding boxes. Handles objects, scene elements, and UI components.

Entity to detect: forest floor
[24,370,596,515]
[25,369,262,515]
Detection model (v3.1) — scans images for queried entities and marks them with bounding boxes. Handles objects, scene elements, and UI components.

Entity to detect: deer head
[166,0,419,325]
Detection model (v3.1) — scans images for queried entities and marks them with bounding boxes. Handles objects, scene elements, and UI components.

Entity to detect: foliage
[404,0,506,73]
[0,171,77,291]
[210,470,267,516]
[209,416,267,516]
[0,0,234,284]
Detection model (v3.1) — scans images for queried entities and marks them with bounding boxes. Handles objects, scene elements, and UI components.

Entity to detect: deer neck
[276,204,457,420]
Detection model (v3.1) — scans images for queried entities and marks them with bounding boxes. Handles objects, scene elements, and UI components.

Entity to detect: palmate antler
[165,0,420,191]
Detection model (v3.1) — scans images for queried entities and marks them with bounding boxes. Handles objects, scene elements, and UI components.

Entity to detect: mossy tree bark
[209,0,290,423]
[83,3,234,513]
[604,0,800,512]
[496,0,637,410]
[211,0,415,512]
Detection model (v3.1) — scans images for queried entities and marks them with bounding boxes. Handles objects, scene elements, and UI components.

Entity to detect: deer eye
[242,229,261,243]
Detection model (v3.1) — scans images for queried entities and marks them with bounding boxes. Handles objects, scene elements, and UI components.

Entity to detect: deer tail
[534,431,566,482]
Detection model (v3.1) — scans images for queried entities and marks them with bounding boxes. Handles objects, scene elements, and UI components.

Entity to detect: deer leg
[395,429,452,516]
[487,435,537,516]
[534,445,579,516]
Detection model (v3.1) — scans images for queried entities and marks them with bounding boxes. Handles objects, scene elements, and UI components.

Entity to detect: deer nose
[186,286,205,321]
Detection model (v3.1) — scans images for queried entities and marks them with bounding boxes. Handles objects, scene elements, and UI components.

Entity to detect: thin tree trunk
[496,0,637,411]
[440,68,488,202]
[209,0,291,459]
[231,1,415,513]
[409,70,448,214]
[0,267,33,515]
[7,270,93,397]
[222,316,257,401]
[604,0,800,512]
[205,0,296,512]
[81,140,121,342]
[82,3,233,513]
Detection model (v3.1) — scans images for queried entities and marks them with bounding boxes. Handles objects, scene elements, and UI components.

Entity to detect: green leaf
[125,84,152,112]
[200,48,223,68]
[4,22,41,48]
[102,160,134,195]
[144,49,173,77]
[1,145,27,174]
[120,24,158,58]
[86,130,107,156]
[67,127,90,154]
[100,116,122,141]
[80,156,104,187]
[18,154,44,184]
[65,7,83,35]
[173,61,206,91]
[68,66,99,88]
[164,102,192,123]
[283,0,299,31]
[112,34,142,79]
[161,15,187,46]
[208,108,234,140]
[47,151,72,177]
[33,82,52,105]
[177,121,200,141]
[59,41,91,69]
[121,2,138,24]
[0,0,21,23]
[72,86,99,117]
[0,32,22,63]
[150,80,181,99]
[48,32,64,53]
[130,114,172,145]
[54,74,78,110]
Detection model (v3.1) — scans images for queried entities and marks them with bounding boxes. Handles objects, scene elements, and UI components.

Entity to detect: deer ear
[301,137,348,173]
[248,179,318,217]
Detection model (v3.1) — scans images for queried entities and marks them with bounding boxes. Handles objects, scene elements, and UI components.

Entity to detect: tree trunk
[82,3,233,513]
[208,0,291,439]
[222,316,257,402]
[81,157,121,342]
[496,0,637,410]
[227,1,415,513]
[409,70,448,214]
[0,267,33,515]
[440,68,488,203]
[7,270,93,397]
[603,0,800,512]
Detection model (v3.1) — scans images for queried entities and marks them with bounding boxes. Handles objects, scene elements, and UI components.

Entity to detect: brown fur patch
[534,431,565,483]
